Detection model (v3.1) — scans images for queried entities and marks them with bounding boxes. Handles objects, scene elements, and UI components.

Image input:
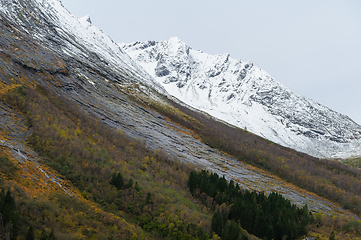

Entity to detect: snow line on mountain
[121,38,361,159]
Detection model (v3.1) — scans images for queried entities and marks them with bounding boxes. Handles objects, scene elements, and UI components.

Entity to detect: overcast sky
[61,0,361,125]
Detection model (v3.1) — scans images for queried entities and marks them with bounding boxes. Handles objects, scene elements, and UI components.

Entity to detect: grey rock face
[155,64,170,77]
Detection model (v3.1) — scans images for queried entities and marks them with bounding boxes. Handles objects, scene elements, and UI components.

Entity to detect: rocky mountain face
[121,38,361,159]
[0,0,165,93]
[0,0,358,220]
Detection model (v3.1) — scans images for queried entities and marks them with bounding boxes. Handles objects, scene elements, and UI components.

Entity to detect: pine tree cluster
[188,170,313,240]
[0,188,19,240]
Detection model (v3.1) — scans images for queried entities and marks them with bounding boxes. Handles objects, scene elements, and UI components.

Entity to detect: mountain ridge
[0,0,166,95]
[121,37,361,159]
[2,0,361,238]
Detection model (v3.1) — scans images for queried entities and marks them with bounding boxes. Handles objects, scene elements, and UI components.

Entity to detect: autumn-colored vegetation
[145,97,361,217]
[0,155,18,178]
[1,85,214,239]
[1,82,361,239]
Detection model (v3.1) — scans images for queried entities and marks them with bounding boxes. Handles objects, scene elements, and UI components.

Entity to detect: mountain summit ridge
[121,38,361,159]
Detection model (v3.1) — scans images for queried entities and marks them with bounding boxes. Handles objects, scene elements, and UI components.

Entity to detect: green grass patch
[344,157,361,168]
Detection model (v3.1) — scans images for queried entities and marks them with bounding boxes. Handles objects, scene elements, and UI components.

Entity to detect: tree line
[188,170,313,240]
[146,96,361,216]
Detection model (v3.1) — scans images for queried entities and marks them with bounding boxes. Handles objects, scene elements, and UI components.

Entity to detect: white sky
[61,0,361,125]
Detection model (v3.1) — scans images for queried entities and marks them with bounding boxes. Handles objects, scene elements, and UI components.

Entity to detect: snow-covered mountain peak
[122,38,361,159]
[167,37,189,54]
[79,15,92,25]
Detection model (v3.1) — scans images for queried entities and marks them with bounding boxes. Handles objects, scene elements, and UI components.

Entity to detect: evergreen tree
[218,176,228,193]
[0,188,4,212]
[298,205,310,235]
[222,220,239,240]
[211,210,223,236]
[329,231,336,240]
[26,226,34,240]
[0,189,19,240]
[265,224,274,240]
[110,172,123,190]
[127,178,134,189]
[187,171,196,194]
[3,190,16,224]
[275,220,284,240]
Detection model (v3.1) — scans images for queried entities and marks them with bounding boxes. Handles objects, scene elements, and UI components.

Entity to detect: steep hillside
[0,0,164,93]
[1,0,361,239]
[121,38,361,159]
